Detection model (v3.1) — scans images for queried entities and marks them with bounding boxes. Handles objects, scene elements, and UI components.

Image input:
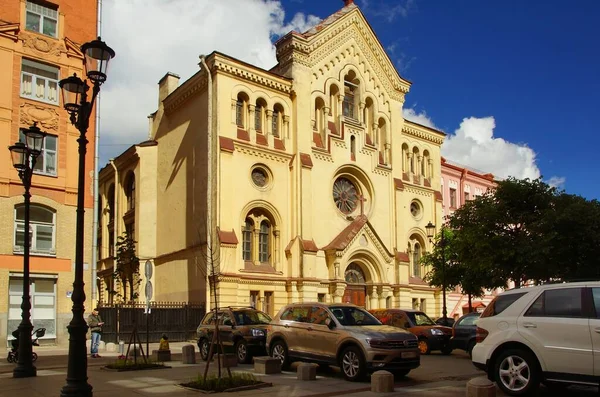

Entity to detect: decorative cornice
[404,186,435,198]
[402,122,445,145]
[19,103,59,132]
[234,141,293,164]
[19,31,65,58]
[312,149,334,163]
[213,57,292,94]
[164,73,208,114]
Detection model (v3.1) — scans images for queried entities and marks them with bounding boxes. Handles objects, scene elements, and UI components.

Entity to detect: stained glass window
[345,263,366,284]
[333,177,358,214]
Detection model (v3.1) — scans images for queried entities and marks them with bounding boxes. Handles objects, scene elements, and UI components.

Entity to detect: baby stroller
[6,327,46,363]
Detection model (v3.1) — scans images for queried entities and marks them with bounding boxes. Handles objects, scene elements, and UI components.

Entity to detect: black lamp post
[59,36,114,397]
[9,123,46,378]
[425,221,448,326]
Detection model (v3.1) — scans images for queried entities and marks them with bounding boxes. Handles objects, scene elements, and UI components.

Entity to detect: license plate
[401,351,417,359]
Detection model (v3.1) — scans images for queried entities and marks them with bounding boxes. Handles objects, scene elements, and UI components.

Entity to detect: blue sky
[99,0,600,199]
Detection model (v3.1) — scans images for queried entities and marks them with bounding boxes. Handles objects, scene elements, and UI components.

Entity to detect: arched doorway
[343,263,367,307]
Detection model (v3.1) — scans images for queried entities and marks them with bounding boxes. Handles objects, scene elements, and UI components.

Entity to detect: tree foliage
[425,177,600,293]
[114,231,141,302]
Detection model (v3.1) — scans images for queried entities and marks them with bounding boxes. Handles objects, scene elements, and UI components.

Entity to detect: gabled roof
[302,2,358,38]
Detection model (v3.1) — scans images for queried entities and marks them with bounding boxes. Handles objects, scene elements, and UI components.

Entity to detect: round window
[410,201,421,219]
[333,177,359,214]
[251,167,269,188]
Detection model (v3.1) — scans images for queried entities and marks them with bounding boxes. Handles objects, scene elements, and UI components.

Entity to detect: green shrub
[181,372,263,392]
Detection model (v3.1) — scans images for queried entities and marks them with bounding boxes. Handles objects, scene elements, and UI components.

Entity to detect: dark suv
[197,307,271,364]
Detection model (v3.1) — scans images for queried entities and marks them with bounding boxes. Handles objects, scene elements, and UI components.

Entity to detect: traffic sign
[145,280,153,301]
[145,260,153,278]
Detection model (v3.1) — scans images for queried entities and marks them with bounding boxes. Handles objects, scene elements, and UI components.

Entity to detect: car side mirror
[325,317,336,330]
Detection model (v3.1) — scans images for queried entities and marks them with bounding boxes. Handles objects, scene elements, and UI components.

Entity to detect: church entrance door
[343,263,367,308]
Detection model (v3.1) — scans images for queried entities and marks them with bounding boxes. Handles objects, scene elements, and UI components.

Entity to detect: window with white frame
[21,59,59,105]
[14,205,56,255]
[8,277,57,339]
[19,130,57,176]
[26,1,58,38]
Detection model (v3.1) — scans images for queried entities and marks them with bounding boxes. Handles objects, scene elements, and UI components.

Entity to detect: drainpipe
[199,55,213,308]
[109,159,119,295]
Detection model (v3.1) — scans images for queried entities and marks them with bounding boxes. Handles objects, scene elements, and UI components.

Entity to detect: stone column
[368,285,378,310]
[273,229,280,271]
[283,115,290,140]
[408,153,414,175]
[372,123,378,145]
[331,282,346,303]
[248,104,256,142]
[358,101,365,124]
[384,143,391,165]
[265,109,273,136]
[253,222,261,265]
[231,99,238,125]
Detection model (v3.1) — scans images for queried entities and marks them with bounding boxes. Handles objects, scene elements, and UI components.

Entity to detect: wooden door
[343,286,366,308]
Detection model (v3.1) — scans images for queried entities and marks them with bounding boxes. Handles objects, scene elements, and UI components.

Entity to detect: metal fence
[97,302,205,344]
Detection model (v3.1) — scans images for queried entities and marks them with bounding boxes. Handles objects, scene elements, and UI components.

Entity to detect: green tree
[448,177,557,288]
[114,231,141,302]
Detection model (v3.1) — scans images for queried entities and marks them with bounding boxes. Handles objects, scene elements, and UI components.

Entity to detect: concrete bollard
[297,362,318,380]
[466,376,496,397]
[371,370,394,393]
[253,356,281,374]
[182,344,196,364]
[105,342,116,352]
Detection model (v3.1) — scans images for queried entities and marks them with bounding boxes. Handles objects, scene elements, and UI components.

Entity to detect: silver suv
[266,302,420,381]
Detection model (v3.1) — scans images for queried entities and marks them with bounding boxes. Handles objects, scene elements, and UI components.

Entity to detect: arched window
[364,98,374,142]
[236,92,249,128]
[255,98,267,133]
[97,196,103,260]
[14,204,56,254]
[259,221,270,262]
[330,84,340,123]
[345,263,366,284]
[378,118,388,164]
[107,184,115,257]
[272,104,284,137]
[242,219,253,261]
[343,71,360,120]
[350,135,356,159]
[423,150,431,179]
[125,172,135,211]
[412,147,420,175]
[402,143,409,173]
[413,243,421,278]
[315,97,326,142]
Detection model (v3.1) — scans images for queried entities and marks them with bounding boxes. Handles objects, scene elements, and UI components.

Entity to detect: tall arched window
[242,219,253,261]
[125,172,135,211]
[255,98,267,133]
[343,71,360,120]
[236,92,249,128]
[259,221,270,262]
[413,243,421,278]
[315,97,326,143]
[330,84,340,123]
[350,135,356,159]
[14,204,56,254]
[272,104,284,137]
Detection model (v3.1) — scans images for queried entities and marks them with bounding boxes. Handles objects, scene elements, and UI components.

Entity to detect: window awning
[463,301,486,309]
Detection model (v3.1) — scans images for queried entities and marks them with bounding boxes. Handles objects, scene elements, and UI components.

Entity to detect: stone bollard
[105,342,116,352]
[466,377,496,397]
[152,349,171,362]
[182,344,196,364]
[297,362,318,380]
[371,370,394,393]
[253,356,281,374]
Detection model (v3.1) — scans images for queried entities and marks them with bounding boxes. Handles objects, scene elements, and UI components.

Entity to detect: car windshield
[233,310,271,325]
[407,311,436,326]
[329,306,381,326]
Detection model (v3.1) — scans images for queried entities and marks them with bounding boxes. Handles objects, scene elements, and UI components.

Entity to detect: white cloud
[546,176,566,189]
[442,116,541,180]
[403,108,437,129]
[98,0,320,163]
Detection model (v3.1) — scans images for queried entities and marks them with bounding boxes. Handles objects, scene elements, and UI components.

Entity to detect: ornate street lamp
[8,122,46,378]
[426,221,448,326]
[59,36,114,397]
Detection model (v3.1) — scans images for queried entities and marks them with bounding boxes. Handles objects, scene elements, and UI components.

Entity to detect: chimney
[158,72,180,105]
[343,0,354,6]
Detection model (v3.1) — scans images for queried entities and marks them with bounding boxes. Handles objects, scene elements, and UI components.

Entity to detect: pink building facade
[440,157,497,317]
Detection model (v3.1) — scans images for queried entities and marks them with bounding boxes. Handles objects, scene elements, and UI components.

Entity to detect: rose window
[251,167,268,187]
[333,177,358,214]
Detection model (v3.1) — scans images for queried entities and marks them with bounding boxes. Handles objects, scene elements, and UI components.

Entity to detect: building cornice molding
[213,55,292,94]
[0,22,19,42]
[234,140,293,164]
[402,122,445,145]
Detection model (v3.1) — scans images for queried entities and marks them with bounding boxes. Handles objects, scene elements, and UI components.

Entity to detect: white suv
[472,281,600,395]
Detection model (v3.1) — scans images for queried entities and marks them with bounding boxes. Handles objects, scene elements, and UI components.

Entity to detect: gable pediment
[275,4,410,103]
[0,22,20,42]
[322,215,393,264]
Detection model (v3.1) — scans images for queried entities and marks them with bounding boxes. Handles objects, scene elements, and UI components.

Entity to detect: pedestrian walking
[87,308,104,358]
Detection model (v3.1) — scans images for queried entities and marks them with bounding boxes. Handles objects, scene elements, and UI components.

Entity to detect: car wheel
[32,352,38,362]
[418,339,431,355]
[393,369,411,377]
[467,341,476,359]
[494,349,540,396]
[235,339,251,364]
[441,346,453,355]
[339,346,366,382]
[199,339,210,361]
[270,340,290,370]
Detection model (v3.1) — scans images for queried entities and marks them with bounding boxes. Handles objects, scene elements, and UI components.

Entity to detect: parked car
[435,317,455,327]
[370,309,453,355]
[450,312,480,357]
[267,302,420,381]
[472,281,600,396]
[197,306,271,364]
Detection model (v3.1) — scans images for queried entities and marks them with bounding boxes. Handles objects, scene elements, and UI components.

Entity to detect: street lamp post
[425,221,448,326]
[59,37,114,397]
[9,123,47,378]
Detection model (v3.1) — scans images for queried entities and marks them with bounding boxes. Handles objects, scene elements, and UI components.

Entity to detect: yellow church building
[96,0,447,317]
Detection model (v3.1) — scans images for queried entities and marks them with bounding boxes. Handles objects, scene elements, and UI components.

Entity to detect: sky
[97,0,600,199]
